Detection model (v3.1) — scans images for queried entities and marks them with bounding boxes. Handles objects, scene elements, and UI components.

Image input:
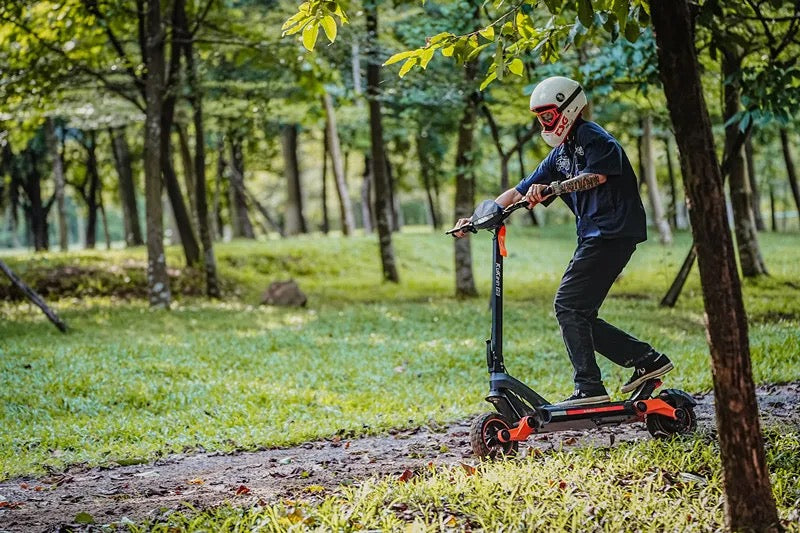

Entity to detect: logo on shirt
[556,153,571,174]
[575,145,584,156]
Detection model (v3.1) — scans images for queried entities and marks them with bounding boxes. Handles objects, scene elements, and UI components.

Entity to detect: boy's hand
[452,218,472,238]
[524,183,553,207]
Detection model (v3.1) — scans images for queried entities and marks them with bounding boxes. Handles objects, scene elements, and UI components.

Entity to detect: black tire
[646,405,697,438]
[470,412,519,459]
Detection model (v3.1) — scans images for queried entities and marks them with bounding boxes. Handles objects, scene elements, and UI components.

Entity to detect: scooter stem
[488,224,506,374]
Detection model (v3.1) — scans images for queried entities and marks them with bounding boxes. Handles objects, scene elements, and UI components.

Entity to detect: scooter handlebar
[446,186,554,236]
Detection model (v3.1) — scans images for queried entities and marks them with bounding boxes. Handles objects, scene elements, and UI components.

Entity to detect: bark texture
[177,0,219,297]
[229,134,255,239]
[281,124,308,235]
[454,62,479,298]
[641,116,672,244]
[365,1,399,282]
[652,3,779,530]
[779,128,800,218]
[745,138,766,231]
[722,49,767,277]
[142,0,171,307]
[110,127,144,247]
[45,119,68,251]
[322,92,356,236]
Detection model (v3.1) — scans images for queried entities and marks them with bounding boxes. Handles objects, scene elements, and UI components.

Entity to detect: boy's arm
[550,172,607,195]
[495,188,524,208]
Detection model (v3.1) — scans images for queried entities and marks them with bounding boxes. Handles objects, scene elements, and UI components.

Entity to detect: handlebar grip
[542,185,554,196]
[445,225,476,236]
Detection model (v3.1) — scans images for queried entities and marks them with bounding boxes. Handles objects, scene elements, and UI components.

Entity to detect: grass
[1,227,799,482]
[129,430,800,532]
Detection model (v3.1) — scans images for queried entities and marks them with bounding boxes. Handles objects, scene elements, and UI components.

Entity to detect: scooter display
[447,196,697,459]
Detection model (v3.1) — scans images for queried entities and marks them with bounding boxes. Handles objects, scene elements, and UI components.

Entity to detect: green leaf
[441,45,455,57]
[543,0,561,14]
[398,57,418,78]
[320,15,337,42]
[612,0,628,32]
[419,48,435,69]
[479,71,497,91]
[624,21,640,43]
[479,26,495,41]
[74,512,95,525]
[429,32,453,45]
[383,50,417,66]
[302,22,319,51]
[495,41,504,81]
[508,58,524,76]
[577,0,594,28]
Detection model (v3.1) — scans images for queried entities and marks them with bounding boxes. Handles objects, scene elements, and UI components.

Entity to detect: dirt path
[2,383,799,532]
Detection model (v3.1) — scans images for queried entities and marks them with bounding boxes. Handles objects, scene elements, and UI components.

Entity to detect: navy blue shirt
[515,119,647,243]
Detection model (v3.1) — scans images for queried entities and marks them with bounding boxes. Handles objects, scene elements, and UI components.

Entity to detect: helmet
[529,76,587,148]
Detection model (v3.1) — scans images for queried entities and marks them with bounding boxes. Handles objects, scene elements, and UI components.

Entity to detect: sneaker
[620,354,674,393]
[553,387,610,407]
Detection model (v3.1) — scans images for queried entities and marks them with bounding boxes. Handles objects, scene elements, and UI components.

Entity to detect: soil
[1,383,799,532]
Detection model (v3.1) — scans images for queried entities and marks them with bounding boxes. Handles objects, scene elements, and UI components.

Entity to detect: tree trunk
[352,41,362,96]
[779,128,800,218]
[365,1,399,282]
[454,62,479,298]
[769,183,777,231]
[142,0,171,308]
[160,14,200,265]
[214,140,225,239]
[361,155,373,233]
[110,126,144,246]
[45,118,68,251]
[321,126,330,234]
[85,132,99,250]
[176,0,219,297]
[322,92,356,236]
[745,138,766,232]
[385,149,400,232]
[416,132,440,230]
[0,259,67,332]
[722,49,767,277]
[229,134,255,238]
[281,124,307,235]
[652,3,780,531]
[176,124,198,228]
[664,136,678,229]
[98,193,112,250]
[641,116,672,244]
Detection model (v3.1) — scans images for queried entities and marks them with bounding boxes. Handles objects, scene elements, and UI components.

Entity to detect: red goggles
[532,104,561,131]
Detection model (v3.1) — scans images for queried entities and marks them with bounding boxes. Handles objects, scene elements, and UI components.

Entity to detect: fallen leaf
[74,511,95,524]
[559,480,568,490]
[344,441,351,449]
[187,478,204,485]
[397,469,414,482]
[460,462,476,476]
[304,485,325,494]
[563,437,578,445]
[19,483,28,489]
[444,515,458,527]
[235,485,251,495]
[0,501,23,509]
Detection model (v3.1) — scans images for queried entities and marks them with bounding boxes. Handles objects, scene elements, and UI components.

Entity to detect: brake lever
[445,225,477,236]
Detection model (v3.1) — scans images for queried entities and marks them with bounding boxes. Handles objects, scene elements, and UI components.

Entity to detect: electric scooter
[447,196,697,459]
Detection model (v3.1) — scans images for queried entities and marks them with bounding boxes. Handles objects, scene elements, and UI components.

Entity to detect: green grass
[1,227,799,481]
[129,430,800,532]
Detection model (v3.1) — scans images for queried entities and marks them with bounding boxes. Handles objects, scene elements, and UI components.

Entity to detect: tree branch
[479,103,506,159]
[82,0,146,98]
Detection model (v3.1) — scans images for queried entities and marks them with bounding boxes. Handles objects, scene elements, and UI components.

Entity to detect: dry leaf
[460,462,477,476]
[235,485,251,495]
[187,478,204,485]
[398,469,414,482]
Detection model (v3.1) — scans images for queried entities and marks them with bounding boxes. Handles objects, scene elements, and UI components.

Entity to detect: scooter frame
[449,200,696,455]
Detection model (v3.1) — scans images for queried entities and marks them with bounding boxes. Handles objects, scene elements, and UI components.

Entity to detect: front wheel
[646,405,697,438]
[470,412,519,459]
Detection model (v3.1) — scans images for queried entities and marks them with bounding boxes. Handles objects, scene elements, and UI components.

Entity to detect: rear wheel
[470,412,519,459]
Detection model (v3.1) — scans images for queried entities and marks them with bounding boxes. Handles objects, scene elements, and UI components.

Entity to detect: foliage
[131,430,800,531]
[1,229,799,480]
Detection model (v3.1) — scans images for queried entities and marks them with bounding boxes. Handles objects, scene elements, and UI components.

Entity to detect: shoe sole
[620,362,674,393]
[553,394,611,407]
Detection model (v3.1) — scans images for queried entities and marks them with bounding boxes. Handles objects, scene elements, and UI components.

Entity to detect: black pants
[554,237,655,389]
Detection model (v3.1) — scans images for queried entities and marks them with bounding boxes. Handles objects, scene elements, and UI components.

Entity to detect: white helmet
[529,76,587,148]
